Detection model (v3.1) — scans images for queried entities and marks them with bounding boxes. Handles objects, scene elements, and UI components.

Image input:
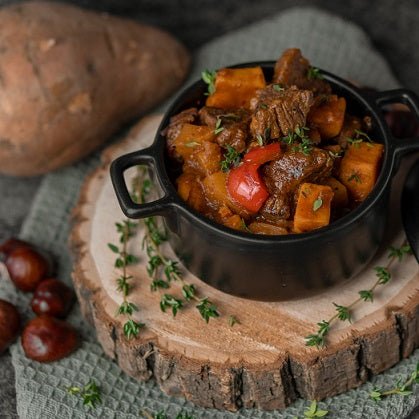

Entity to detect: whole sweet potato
[0,1,190,176]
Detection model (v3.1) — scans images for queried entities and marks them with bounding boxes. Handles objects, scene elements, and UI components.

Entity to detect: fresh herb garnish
[256,134,264,146]
[370,363,419,401]
[108,219,144,339]
[303,400,329,418]
[305,242,411,347]
[307,66,323,80]
[273,83,285,92]
[282,126,313,155]
[67,380,102,409]
[214,117,224,135]
[347,172,362,183]
[220,145,241,172]
[346,129,373,147]
[228,315,240,327]
[201,69,216,95]
[185,141,200,148]
[313,197,323,212]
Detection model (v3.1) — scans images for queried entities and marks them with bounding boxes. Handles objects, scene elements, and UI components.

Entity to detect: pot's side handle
[373,89,419,156]
[110,147,174,219]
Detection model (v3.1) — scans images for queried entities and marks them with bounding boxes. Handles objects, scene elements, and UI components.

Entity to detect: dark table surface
[0,0,418,417]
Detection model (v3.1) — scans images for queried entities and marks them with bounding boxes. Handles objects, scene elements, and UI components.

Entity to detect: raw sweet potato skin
[0,1,190,176]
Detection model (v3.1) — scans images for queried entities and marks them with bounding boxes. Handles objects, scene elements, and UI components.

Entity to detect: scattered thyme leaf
[228,315,239,327]
[304,400,329,418]
[214,117,225,135]
[273,83,285,92]
[347,172,362,183]
[123,319,144,339]
[67,379,102,409]
[160,294,183,317]
[201,69,216,95]
[307,67,323,80]
[313,197,323,212]
[196,298,220,323]
[185,141,200,148]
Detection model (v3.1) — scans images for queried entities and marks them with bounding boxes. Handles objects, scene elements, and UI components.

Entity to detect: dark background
[0,0,418,417]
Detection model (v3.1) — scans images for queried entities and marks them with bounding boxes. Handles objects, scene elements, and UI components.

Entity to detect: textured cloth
[0,6,418,419]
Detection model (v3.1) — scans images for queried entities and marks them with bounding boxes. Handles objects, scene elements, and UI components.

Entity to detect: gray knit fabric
[1,7,418,419]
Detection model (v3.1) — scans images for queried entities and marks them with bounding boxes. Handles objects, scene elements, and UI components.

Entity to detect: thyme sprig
[305,242,412,347]
[307,67,323,80]
[134,168,220,324]
[302,400,329,418]
[220,145,241,172]
[108,220,144,339]
[370,363,419,401]
[67,380,102,409]
[281,126,313,156]
[346,129,373,147]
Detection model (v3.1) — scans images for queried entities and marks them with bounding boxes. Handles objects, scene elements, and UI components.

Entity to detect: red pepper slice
[243,142,281,165]
[227,163,269,213]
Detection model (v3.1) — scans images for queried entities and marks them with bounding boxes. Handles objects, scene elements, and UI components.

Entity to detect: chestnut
[0,238,31,256]
[0,299,21,353]
[22,316,78,362]
[5,246,49,292]
[31,279,74,318]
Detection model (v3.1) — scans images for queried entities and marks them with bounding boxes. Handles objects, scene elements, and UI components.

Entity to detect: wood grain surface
[70,115,419,410]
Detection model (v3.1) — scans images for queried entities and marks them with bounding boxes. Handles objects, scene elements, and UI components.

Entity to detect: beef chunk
[273,48,332,95]
[162,107,198,156]
[260,148,333,221]
[199,106,250,152]
[335,115,363,148]
[250,86,313,139]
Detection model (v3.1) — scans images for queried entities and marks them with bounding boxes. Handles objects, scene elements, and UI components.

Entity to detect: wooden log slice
[70,115,419,411]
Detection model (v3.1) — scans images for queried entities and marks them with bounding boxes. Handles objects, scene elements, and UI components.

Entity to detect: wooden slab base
[70,115,419,411]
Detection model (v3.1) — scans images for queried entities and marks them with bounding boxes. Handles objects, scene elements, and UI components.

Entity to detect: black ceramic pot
[111,62,419,301]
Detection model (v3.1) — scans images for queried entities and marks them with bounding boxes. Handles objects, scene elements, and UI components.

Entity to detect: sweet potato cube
[308,96,346,139]
[206,67,266,109]
[176,172,207,212]
[294,183,334,233]
[174,124,215,160]
[223,214,245,231]
[323,177,348,208]
[202,171,230,207]
[338,142,384,202]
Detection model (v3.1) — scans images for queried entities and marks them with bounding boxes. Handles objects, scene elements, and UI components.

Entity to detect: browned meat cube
[273,48,332,95]
[260,148,334,221]
[199,106,250,152]
[250,85,313,139]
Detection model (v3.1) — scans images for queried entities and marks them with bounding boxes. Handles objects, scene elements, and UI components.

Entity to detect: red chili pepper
[227,163,269,213]
[243,142,281,165]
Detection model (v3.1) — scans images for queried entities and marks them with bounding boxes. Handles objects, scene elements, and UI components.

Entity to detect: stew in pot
[163,49,384,235]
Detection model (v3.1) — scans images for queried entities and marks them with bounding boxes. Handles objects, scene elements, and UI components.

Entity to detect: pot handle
[372,88,419,156]
[110,147,174,219]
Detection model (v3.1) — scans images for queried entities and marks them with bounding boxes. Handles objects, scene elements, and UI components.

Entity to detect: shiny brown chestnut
[111,62,419,301]
[31,279,75,318]
[0,299,20,353]
[5,246,49,292]
[21,316,78,362]
[0,238,31,256]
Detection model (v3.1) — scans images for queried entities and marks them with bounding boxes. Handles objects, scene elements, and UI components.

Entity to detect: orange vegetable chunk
[322,177,348,208]
[294,183,334,233]
[308,96,346,139]
[338,142,384,202]
[206,67,266,109]
[173,124,215,160]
